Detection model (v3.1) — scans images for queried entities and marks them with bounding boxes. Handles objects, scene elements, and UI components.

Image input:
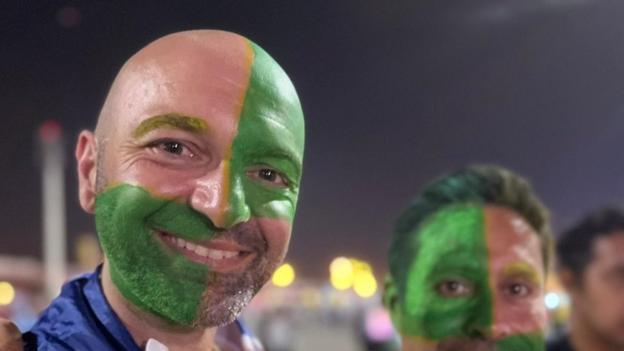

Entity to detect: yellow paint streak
[503,262,541,285]
[216,40,255,227]
[132,113,209,139]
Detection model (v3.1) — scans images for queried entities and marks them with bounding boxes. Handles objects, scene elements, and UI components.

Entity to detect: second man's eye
[435,279,474,298]
[504,283,532,298]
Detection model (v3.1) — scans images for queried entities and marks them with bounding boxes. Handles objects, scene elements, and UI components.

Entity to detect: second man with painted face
[384,165,553,351]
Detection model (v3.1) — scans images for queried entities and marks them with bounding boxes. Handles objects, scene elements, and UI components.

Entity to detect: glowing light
[353,270,378,298]
[272,263,295,287]
[365,307,396,342]
[330,257,354,290]
[544,292,560,310]
[0,281,15,305]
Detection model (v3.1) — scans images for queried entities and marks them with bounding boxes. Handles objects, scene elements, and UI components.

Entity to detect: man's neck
[569,309,620,351]
[101,261,217,351]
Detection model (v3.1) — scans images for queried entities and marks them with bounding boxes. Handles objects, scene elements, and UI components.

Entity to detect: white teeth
[207,249,224,260]
[194,245,209,257]
[222,251,238,259]
[165,234,240,260]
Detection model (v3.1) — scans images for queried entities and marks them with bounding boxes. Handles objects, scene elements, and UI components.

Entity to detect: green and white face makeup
[385,205,546,351]
[90,31,304,327]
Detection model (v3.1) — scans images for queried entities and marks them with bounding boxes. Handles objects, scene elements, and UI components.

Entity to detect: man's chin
[194,286,256,328]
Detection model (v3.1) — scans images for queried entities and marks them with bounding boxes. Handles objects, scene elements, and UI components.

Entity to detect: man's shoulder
[24,271,125,350]
[29,272,93,335]
[546,334,575,351]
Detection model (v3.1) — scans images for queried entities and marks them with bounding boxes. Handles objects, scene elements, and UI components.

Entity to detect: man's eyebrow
[132,113,209,138]
[503,262,541,284]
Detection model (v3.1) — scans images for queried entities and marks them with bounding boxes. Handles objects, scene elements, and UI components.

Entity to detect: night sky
[3,0,624,279]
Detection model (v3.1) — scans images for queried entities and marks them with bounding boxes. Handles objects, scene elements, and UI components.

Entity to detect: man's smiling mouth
[156,230,256,273]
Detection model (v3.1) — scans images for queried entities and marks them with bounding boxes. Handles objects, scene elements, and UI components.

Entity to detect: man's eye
[151,140,194,158]
[247,168,288,187]
[435,279,474,298]
[505,283,531,297]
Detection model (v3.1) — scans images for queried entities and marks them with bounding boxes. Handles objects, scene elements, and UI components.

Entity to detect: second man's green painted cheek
[399,205,494,340]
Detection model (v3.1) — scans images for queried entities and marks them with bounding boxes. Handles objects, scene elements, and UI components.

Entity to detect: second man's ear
[383,275,399,311]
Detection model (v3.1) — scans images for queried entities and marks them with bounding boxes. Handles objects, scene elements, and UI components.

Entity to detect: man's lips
[156,230,256,273]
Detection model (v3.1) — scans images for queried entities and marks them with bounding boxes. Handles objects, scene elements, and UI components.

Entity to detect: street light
[330,257,354,290]
[272,263,295,287]
[0,281,15,305]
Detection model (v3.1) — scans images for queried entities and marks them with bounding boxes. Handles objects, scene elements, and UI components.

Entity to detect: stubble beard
[194,256,270,328]
[192,221,281,328]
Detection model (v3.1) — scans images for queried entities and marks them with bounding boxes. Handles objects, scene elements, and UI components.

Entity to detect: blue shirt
[24,267,260,351]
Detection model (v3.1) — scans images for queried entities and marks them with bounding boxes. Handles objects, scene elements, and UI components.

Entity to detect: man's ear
[383,275,400,312]
[76,130,98,214]
[383,275,403,331]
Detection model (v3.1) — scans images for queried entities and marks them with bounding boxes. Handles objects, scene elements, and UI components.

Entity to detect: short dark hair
[557,207,624,278]
[388,164,553,295]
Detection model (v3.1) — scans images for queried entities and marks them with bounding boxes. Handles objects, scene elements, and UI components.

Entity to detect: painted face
[388,205,546,351]
[94,32,304,327]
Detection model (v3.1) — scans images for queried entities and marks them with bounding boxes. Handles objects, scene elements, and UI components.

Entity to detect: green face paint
[96,184,214,325]
[496,332,544,350]
[224,41,304,224]
[398,205,492,339]
[390,205,545,351]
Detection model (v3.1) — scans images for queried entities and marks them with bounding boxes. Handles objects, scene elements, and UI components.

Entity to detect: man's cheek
[493,297,547,335]
[257,217,291,262]
[111,163,198,198]
[419,300,479,339]
[249,194,297,220]
[400,290,473,339]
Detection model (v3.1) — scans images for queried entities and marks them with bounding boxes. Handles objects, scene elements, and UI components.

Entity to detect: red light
[39,120,62,142]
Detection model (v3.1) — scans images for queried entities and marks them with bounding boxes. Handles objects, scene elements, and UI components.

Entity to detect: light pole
[39,120,67,301]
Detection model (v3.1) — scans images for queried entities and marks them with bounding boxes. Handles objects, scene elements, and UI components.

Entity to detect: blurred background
[2,0,624,349]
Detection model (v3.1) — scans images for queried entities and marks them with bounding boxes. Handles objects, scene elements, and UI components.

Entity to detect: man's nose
[190,162,251,229]
[489,324,512,340]
[463,302,494,340]
[465,321,512,341]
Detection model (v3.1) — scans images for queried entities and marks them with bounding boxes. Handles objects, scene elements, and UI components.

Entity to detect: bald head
[96,30,252,142]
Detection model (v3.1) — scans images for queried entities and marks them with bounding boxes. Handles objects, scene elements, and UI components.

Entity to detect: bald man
[15,30,304,350]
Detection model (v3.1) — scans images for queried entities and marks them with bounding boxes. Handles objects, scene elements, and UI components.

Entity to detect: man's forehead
[102,31,304,156]
[593,232,624,264]
[418,205,484,240]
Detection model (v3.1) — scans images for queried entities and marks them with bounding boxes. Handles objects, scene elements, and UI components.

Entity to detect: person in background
[548,207,624,351]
